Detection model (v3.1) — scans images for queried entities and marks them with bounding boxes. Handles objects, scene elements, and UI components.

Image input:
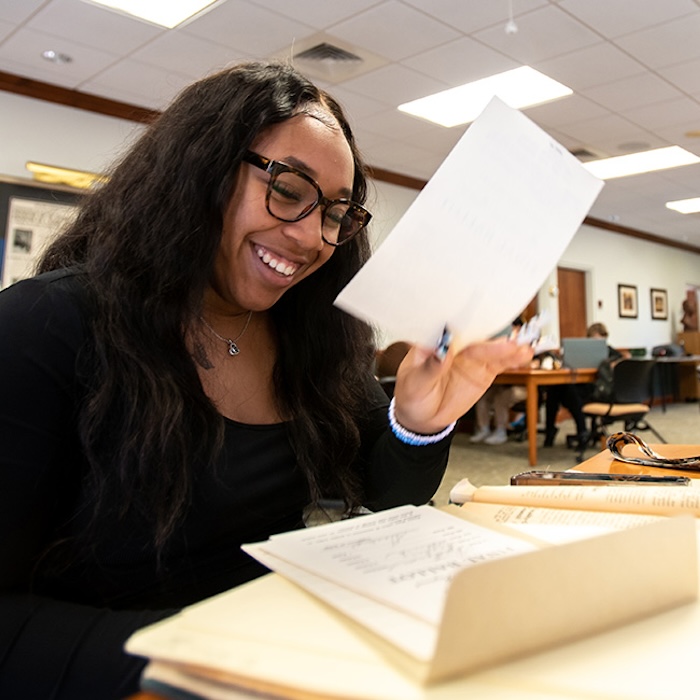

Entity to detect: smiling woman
[0,60,531,699]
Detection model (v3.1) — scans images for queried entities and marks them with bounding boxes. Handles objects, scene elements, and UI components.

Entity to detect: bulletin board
[0,178,82,289]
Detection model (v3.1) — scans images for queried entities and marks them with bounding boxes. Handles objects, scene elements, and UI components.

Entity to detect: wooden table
[577,443,700,478]
[493,367,597,466]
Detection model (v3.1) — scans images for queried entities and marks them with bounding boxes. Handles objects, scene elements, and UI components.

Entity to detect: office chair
[577,359,666,460]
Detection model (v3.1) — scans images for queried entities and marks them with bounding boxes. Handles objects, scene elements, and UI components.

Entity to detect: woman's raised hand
[392,338,534,435]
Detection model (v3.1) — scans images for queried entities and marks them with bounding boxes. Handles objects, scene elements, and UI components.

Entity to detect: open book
[453,478,700,517]
[126,502,698,700]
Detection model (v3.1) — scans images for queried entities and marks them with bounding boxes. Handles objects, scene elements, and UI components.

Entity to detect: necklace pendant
[227,340,240,356]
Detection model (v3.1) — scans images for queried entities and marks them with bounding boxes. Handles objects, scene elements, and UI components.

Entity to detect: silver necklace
[200,311,253,356]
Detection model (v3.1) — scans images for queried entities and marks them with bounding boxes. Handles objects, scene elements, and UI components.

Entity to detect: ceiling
[2,0,700,249]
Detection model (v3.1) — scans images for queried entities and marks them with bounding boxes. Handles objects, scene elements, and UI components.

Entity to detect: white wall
[0,91,142,179]
[2,91,699,355]
[538,225,700,352]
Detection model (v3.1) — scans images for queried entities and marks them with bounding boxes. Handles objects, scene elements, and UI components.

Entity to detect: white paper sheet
[242,542,439,661]
[335,97,604,350]
[243,505,535,627]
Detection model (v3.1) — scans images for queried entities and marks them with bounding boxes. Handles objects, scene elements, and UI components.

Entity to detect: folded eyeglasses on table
[607,432,700,470]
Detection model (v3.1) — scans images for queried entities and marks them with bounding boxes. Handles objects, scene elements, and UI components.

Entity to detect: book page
[244,504,536,626]
[466,483,700,517]
[454,501,666,544]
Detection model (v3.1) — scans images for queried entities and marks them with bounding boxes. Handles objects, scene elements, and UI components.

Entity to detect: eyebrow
[283,155,353,199]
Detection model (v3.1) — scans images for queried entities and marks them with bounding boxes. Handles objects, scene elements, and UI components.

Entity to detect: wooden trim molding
[0,70,158,124]
[1,70,698,255]
[582,215,700,254]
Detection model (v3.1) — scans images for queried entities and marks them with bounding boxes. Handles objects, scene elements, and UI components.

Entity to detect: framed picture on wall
[618,284,638,318]
[650,288,668,320]
[0,178,82,289]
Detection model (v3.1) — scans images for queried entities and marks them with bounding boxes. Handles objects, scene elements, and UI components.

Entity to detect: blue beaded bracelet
[388,397,456,446]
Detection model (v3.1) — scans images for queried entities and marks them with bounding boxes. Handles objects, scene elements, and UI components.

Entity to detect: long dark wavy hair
[37,61,377,550]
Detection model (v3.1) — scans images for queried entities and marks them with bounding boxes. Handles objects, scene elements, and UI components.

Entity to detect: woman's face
[211,109,355,314]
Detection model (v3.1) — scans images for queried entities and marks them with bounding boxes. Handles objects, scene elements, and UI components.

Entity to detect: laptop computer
[561,337,608,369]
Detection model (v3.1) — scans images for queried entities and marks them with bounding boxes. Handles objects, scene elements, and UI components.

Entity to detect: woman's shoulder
[0,267,91,338]
[1,266,89,306]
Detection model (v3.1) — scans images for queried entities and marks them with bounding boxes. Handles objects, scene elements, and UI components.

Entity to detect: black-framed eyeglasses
[243,151,372,246]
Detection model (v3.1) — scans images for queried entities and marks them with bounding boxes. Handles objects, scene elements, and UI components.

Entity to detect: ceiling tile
[0,0,47,24]
[0,18,13,41]
[581,72,683,113]
[326,85,390,122]
[523,94,609,130]
[402,0,547,35]
[402,36,519,87]
[0,26,119,86]
[622,96,700,132]
[339,63,449,107]
[558,0,698,38]
[615,13,700,69]
[356,107,445,143]
[556,113,662,153]
[473,5,600,64]
[131,29,249,79]
[657,57,700,97]
[181,0,315,56]
[329,1,461,62]
[79,58,194,110]
[246,0,381,29]
[534,42,645,92]
[27,0,163,53]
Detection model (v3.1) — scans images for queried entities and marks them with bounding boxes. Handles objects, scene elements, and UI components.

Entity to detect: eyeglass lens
[268,168,368,245]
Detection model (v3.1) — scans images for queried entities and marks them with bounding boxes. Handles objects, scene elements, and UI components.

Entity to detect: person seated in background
[544,322,629,447]
[471,318,526,446]
[470,384,527,445]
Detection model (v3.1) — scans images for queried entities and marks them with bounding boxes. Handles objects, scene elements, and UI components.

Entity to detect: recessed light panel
[666,197,700,214]
[582,146,700,179]
[397,66,572,128]
[82,0,218,28]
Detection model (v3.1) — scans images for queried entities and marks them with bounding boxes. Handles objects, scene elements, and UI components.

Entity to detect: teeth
[256,247,297,277]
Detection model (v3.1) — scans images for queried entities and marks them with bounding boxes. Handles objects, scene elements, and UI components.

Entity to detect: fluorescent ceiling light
[397,66,572,128]
[582,146,700,180]
[666,197,700,214]
[83,0,217,28]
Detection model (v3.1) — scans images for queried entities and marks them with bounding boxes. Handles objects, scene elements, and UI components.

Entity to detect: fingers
[453,338,534,373]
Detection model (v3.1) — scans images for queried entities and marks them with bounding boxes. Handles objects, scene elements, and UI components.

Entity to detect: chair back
[611,359,656,404]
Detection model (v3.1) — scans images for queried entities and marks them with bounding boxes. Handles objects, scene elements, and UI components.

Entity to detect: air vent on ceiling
[274,33,387,83]
[296,42,363,64]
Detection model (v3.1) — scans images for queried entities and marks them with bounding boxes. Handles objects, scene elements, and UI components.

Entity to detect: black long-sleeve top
[0,269,451,700]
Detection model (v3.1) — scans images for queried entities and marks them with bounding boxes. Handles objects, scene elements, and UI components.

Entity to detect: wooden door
[558,267,587,338]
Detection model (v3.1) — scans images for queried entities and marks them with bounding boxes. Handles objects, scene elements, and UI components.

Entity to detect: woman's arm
[0,273,172,699]
[359,380,451,511]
